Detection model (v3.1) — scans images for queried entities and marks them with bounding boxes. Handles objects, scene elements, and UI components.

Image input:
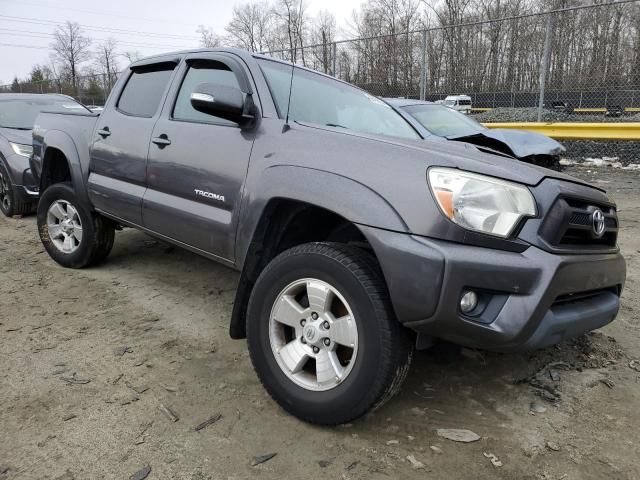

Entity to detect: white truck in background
[442,95,472,114]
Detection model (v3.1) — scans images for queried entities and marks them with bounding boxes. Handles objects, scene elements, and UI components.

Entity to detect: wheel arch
[230,192,402,340]
[39,131,90,207]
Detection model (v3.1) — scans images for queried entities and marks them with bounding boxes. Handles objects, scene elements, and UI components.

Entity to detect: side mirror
[190,83,255,126]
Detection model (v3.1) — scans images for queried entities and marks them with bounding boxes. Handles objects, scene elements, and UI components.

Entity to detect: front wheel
[37,182,115,268]
[246,242,414,425]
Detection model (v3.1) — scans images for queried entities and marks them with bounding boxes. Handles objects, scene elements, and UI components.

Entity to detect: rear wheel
[247,242,414,425]
[37,182,115,268]
[0,163,32,217]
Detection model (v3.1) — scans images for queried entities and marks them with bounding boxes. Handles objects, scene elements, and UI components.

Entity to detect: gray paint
[31,48,626,351]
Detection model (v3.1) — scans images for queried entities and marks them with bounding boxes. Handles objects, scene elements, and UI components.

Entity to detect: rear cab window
[117,62,176,117]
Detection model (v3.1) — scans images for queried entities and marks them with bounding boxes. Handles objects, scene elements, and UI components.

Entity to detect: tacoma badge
[194,189,225,202]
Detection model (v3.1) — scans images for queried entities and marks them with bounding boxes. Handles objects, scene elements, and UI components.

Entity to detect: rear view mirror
[190,83,255,126]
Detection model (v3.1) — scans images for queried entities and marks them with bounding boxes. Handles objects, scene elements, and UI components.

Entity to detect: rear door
[142,53,258,262]
[88,58,178,225]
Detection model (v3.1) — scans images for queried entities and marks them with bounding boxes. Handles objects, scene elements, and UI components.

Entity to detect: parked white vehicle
[443,95,472,114]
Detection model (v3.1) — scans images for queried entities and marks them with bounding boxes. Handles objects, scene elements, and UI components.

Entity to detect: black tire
[246,242,414,425]
[0,163,33,217]
[37,182,115,268]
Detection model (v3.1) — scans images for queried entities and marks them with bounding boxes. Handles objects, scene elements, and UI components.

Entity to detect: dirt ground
[1,165,639,480]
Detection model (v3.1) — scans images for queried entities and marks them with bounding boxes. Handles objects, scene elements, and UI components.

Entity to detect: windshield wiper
[0,126,31,130]
[325,123,348,129]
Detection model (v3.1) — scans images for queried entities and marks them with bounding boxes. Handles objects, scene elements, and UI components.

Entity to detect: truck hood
[448,128,565,159]
[298,122,598,192]
[0,127,32,145]
[367,131,594,190]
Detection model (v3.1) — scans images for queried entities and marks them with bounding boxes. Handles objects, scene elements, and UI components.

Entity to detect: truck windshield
[403,104,485,138]
[258,59,419,140]
[0,97,90,130]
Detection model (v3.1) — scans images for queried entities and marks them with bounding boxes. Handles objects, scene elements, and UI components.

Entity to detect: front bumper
[14,183,39,202]
[3,152,39,202]
[361,226,626,351]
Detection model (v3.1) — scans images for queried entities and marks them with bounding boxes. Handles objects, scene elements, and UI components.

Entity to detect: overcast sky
[0,0,363,85]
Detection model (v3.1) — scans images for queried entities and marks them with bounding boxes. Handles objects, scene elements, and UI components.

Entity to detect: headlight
[10,142,33,158]
[428,167,537,238]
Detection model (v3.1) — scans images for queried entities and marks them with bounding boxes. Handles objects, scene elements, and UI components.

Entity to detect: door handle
[97,127,111,138]
[152,135,171,147]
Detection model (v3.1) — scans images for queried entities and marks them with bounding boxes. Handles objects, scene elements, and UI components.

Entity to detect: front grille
[539,197,618,250]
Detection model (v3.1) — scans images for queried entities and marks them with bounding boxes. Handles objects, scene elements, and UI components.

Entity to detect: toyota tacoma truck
[30,48,626,425]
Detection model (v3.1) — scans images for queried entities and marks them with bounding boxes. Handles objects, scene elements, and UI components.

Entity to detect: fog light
[460,290,478,314]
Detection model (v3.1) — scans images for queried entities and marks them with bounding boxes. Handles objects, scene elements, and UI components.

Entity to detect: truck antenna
[283,61,294,131]
[284,0,304,132]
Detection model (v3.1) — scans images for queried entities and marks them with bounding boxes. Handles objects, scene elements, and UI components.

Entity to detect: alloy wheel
[269,278,359,391]
[46,200,83,254]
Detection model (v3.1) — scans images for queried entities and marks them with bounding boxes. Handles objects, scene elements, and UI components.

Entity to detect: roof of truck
[383,98,435,108]
[0,93,77,101]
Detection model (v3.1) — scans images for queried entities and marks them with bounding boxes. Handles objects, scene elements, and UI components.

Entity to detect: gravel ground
[473,107,640,124]
[1,166,639,480]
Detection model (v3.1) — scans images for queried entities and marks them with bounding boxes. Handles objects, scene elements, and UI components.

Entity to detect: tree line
[4,0,640,104]
[209,0,640,98]
[3,21,142,104]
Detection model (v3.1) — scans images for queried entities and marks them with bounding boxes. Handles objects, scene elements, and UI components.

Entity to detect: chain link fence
[0,72,117,106]
[2,1,639,162]
[266,1,640,163]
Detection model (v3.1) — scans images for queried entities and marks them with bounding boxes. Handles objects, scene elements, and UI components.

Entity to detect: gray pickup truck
[31,48,626,425]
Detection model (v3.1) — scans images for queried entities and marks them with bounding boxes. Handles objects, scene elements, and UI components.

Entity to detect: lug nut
[323,338,331,347]
[312,346,320,354]
[300,319,306,326]
[311,312,319,320]
[322,321,330,329]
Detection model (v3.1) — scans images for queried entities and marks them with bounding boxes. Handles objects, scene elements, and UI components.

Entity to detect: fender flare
[40,130,91,207]
[229,165,410,339]
[235,164,409,268]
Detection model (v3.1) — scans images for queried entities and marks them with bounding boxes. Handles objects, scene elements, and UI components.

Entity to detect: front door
[88,60,178,225]
[143,54,257,262]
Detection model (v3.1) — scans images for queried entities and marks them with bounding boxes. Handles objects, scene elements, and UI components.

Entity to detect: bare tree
[51,21,92,97]
[310,10,336,73]
[197,25,222,48]
[8,0,637,105]
[274,0,308,64]
[226,1,275,52]
[122,51,142,64]
[95,38,119,91]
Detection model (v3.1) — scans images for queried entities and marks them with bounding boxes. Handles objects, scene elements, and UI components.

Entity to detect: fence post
[332,43,337,78]
[537,13,555,122]
[420,30,427,101]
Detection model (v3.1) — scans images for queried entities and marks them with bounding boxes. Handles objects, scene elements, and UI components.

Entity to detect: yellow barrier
[481,122,640,140]
[573,108,607,113]
[574,107,640,113]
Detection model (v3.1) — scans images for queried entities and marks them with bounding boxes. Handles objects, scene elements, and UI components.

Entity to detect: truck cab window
[173,60,241,126]
[117,63,175,117]
[257,58,418,140]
